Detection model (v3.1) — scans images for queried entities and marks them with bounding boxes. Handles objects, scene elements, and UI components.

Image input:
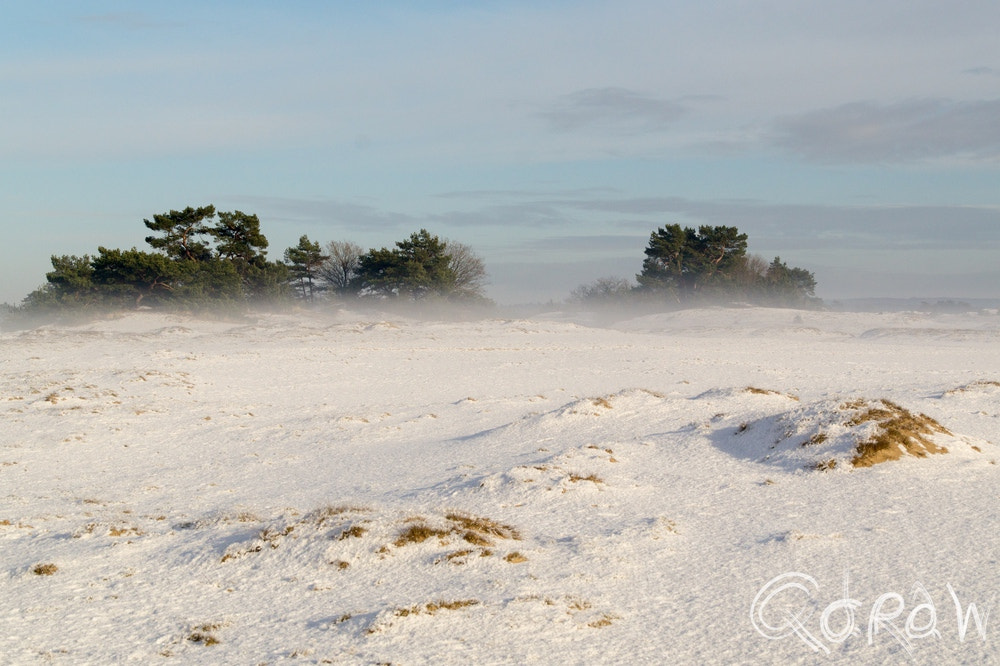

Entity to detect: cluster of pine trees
[21,206,489,312]
[573,224,818,307]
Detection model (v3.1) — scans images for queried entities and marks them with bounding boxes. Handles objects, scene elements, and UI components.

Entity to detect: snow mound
[860,327,1000,341]
[478,442,622,498]
[465,388,678,443]
[941,379,1000,397]
[693,386,799,402]
[724,397,989,471]
[546,388,671,418]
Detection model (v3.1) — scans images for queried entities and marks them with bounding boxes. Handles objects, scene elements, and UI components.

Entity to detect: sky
[3,0,1000,306]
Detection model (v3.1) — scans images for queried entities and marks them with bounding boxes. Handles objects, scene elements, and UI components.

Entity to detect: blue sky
[3,1,999,305]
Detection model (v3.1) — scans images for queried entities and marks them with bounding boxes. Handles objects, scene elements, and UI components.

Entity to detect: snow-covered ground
[1,307,998,664]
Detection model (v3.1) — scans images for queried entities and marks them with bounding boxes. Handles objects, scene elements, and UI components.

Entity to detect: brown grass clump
[845,399,951,467]
[33,563,58,576]
[310,504,371,527]
[460,530,493,547]
[260,525,294,548]
[588,613,620,628]
[746,387,799,400]
[187,623,223,646]
[568,473,603,484]
[443,549,475,562]
[337,524,367,540]
[393,512,521,555]
[504,552,528,563]
[395,600,479,617]
[393,523,453,547]
[591,397,613,409]
[805,433,828,446]
[108,525,143,538]
[944,380,1000,395]
[445,513,521,542]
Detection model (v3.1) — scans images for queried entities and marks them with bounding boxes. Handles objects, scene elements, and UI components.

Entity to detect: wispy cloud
[771,98,1000,163]
[540,87,686,133]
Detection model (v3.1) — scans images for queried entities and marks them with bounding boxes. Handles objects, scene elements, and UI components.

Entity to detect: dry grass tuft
[260,525,294,548]
[588,613,620,628]
[309,504,368,527]
[805,432,828,446]
[187,623,223,646]
[337,524,367,540]
[393,523,453,547]
[443,549,475,562]
[394,512,521,549]
[460,530,493,546]
[746,387,799,400]
[845,399,951,467]
[395,600,479,617]
[108,525,143,538]
[944,380,1000,395]
[504,551,528,563]
[32,563,58,576]
[445,512,521,541]
[568,473,603,484]
[591,397,613,409]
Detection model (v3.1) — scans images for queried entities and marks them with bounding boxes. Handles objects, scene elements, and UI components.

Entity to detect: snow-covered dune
[1,307,998,663]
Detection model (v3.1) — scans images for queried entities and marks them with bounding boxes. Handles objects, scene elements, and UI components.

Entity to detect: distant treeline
[14,205,819,314]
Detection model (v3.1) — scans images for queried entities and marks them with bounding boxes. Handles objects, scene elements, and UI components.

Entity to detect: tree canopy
[143,205,217,262]
[22,205,292,311]
[636,224,749,300]
[352,229,488,302]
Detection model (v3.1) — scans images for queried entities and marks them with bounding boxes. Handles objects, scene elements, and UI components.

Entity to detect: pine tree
[283,235,328,301]
[144,205,217,261]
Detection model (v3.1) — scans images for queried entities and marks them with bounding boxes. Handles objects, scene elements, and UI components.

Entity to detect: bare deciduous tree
[444,240,489,300]
[320,240,364,295]
[570,276,634,303]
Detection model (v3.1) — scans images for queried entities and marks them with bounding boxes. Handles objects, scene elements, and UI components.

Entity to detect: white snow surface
[1,307,999,664]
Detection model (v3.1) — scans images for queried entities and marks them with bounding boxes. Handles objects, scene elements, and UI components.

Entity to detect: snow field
[1,308,998,663]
